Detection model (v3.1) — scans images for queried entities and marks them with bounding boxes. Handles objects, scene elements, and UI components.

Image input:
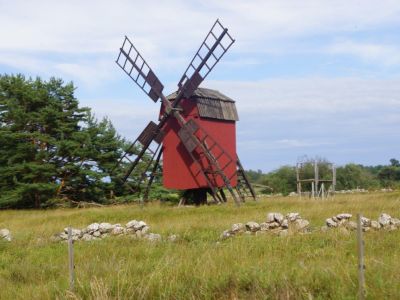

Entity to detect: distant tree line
[246,158,400,195]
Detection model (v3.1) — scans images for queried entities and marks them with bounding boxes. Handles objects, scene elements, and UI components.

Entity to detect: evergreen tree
[0,74,131,208]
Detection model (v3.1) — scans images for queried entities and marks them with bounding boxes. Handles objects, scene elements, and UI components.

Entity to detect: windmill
[113,19,256,205]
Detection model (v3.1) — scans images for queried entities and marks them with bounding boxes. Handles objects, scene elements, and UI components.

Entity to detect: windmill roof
[166,87,239,121]
[166,87,235,103]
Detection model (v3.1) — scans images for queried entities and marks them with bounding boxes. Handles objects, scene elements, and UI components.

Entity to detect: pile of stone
[336,188,369,194]
[52,220,162,242]
[220,212,310,239]
[324,213,400,232]
[0,229,11,241]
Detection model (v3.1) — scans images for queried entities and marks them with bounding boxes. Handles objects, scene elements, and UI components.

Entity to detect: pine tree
[0,74,133,208]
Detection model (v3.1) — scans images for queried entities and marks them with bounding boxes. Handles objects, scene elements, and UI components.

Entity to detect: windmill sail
[116,36,164,102]
[176,19,235,100]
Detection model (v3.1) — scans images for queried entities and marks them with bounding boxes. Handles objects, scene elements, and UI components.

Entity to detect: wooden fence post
[357,214,365,300]
[68,226,75,292]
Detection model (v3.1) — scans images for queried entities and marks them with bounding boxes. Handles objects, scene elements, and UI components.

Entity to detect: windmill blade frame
[176,19,235,100]
[113,19,251,205]
[116,36,164,102]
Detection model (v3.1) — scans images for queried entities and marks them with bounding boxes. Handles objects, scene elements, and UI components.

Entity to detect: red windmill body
[113,20,255,205]
[162,88,238,190]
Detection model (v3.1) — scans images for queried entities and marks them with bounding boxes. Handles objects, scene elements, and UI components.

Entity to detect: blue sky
[1,0,399,171]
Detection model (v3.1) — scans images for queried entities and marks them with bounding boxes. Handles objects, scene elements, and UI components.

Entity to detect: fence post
[68,226,75,292]
[356,214,365,300]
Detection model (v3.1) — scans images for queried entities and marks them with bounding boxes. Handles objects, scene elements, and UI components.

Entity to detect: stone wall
[221,212,311,239]
[324,213,400,232]
[221,212,400,239]
[51,220,178,243]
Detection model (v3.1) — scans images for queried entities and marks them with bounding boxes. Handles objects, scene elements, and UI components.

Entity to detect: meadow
[1,192,400,299]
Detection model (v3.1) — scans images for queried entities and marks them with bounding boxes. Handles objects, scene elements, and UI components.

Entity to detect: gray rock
[220,230,232,240]
[286,212,300,222]
[125,228,135,234]
[86,223,100,233]
[336,213,352,220]
[361,217,371,227]
[145,233,162,242]
[63,228,82,237]
[370,220,381,230]
[337,219,348,226]
[332,216,339,222]
[99,223,114,233]
[245,221,261,232]
[281,219,289,229]
[59,232,68,240]
[259,222,271,231]
[266,213,275,223]
[390,218,400,227]
[231,223,245,233]
[326,218,337,228]
[111,226,124,235]
[0,228,10,237]
[141,226,150,234]
[126,220,139,229]
[346,221,358,231]
[133,221,147,231]
[0,229,11,241]
[273,213,284,224]
[81,233,93,241]
[93,231,101,237]
[293,219,309,231]
[267,221,281,229]
[135,230,145,239]
[379,213,391,226]
[167,234,179,242]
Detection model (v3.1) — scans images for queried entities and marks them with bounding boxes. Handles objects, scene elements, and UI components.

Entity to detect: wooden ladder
[178,119,241,205]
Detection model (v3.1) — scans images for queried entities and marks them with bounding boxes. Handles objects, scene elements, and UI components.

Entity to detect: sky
[0,0,399,172]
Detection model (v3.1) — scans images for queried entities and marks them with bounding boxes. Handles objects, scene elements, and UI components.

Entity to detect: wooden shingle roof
[166,87,239,121]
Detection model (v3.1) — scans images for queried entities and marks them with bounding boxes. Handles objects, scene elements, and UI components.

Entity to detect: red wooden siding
[162,98,237,190]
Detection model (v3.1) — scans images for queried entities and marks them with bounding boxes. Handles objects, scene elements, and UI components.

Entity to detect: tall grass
[1,192,400,299]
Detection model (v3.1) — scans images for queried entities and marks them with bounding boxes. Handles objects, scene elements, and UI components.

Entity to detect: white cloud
[327,41,400,66]
[1,0,400,85]
[206,77,400,117]
[54,60,115,87]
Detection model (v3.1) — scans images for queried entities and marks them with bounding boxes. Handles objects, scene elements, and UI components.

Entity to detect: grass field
[1,192,400,299]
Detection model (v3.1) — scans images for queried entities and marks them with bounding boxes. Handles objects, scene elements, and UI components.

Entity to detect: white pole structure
[296,163,302,198]
[68,226,75,292]
[311,182,315,199]
[332,164,336,195]
[314,160,319,198]
[356,214,366,300]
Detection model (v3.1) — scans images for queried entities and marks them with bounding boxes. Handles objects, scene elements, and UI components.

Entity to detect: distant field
[1,192,400,299]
